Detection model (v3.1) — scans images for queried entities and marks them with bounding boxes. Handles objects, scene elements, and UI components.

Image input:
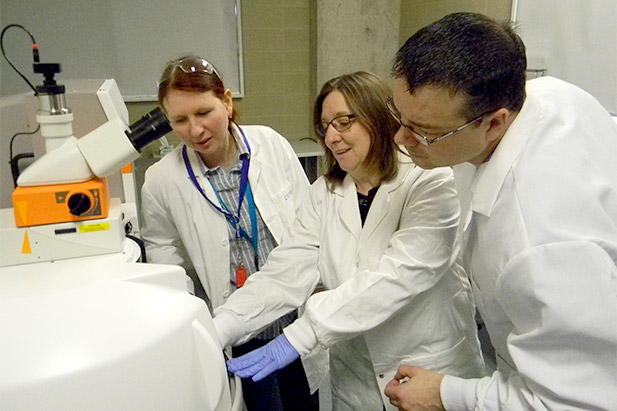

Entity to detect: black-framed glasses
[386,97,485,147]
[315,114,356,137]
[158,57,222,86]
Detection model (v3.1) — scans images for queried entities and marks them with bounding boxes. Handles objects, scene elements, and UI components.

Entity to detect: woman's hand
[226,334,299,381]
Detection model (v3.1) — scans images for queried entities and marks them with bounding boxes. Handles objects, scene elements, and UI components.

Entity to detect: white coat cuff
[440,375,478,411]
[212,311,245,348]
[282,314,318,356]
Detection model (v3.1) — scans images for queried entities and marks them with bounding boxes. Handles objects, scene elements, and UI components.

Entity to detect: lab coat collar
[329,152,409,197]
[333,175,363,236]
[455,82,541,219]
[359,158,412,243]
[225,123,264,184]
[230,122,252,160]
[333,154,412,238]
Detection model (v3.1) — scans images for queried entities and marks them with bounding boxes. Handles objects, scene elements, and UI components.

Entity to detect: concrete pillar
[316,0,400,91]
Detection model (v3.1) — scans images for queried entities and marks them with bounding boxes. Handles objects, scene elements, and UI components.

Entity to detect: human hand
[384,365,445,411]
[226,334,299,382]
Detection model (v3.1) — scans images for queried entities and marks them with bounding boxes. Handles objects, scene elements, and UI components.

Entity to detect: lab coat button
[222,239,228,246]
[223,290,230,298]
[379,374,385,379]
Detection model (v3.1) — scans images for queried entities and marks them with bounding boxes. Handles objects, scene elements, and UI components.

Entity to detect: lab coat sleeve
[140,179,190,269]
[441,241,617,410]
[213,179,323,346]
[287,168,462,350]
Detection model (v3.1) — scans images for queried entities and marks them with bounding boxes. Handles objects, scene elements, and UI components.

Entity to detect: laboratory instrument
[0,24,241,410]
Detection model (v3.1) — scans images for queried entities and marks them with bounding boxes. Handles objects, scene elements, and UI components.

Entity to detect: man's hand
[226,334,299,382]
[384,365,445,411]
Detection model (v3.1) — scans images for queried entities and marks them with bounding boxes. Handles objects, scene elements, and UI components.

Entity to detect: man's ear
[484,108,511,142]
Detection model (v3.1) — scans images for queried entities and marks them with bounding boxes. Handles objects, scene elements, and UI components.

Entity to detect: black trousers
[232,337,319,411]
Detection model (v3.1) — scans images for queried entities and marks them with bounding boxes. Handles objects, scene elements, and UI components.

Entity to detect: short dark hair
[313,71,400,187]
[392,12,527,119]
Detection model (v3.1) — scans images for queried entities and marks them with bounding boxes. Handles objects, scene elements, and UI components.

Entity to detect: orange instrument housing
[12,177,110,227]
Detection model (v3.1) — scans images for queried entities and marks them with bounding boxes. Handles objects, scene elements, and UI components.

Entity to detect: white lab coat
[442,77,617,410]
[140,124,310,310]
[215,156,485,409]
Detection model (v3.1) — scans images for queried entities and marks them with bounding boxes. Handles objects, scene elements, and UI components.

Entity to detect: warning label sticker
[79,223,110,234]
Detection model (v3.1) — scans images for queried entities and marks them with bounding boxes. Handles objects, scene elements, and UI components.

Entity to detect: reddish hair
[158,55,238,122]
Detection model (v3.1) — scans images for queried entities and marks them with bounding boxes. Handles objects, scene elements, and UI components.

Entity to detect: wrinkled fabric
[329,335,383,411]
[216,156,485,409]
[141,124,309,310]
[444,77,617,410]
[140,124,324,390]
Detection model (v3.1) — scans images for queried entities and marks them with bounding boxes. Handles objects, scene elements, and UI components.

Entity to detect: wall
[127,0,316,153]
[399,0,512,42]
[513,0,617,114]
[316,0,400,90]
[234,1,315,139]
[0,0,243,101]
[129,0,513,152]
[2,1,515,147]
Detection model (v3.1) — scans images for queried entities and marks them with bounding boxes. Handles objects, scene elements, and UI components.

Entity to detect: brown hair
[158,55,238,122]
[313,71,400,187]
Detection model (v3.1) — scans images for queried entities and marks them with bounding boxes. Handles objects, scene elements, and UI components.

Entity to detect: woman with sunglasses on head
[140,56,318,411]
[213,71,485,410]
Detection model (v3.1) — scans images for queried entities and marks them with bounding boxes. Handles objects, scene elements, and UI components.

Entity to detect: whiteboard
[0,0,244,101]
[512,0,617,114]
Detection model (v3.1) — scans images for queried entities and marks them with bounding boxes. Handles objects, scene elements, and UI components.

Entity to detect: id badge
[235,265,247,287]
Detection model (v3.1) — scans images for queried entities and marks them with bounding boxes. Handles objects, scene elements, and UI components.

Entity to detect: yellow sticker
[79,223,110,233]
[22,231,32,254]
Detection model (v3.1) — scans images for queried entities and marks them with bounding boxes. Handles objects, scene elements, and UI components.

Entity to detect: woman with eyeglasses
[213,71,485,410]
[140,56,318,411]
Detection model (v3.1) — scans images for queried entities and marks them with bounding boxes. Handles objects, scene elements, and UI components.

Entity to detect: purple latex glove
[226,334,299,382]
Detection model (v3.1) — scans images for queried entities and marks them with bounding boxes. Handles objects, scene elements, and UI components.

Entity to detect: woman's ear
[223,89,234,117]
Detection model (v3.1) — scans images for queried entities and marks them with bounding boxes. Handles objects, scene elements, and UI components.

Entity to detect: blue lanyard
[181,127,259,268]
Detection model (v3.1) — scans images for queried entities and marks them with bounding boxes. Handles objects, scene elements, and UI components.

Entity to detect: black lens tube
[125,107,172,151]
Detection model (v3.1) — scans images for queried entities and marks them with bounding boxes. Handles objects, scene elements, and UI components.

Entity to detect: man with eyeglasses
[384,12,617,411]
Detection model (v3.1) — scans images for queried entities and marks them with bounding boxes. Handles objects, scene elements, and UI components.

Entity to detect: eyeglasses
[315,114,356,137]
[386,97,485,146]
[158,57,222,86]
